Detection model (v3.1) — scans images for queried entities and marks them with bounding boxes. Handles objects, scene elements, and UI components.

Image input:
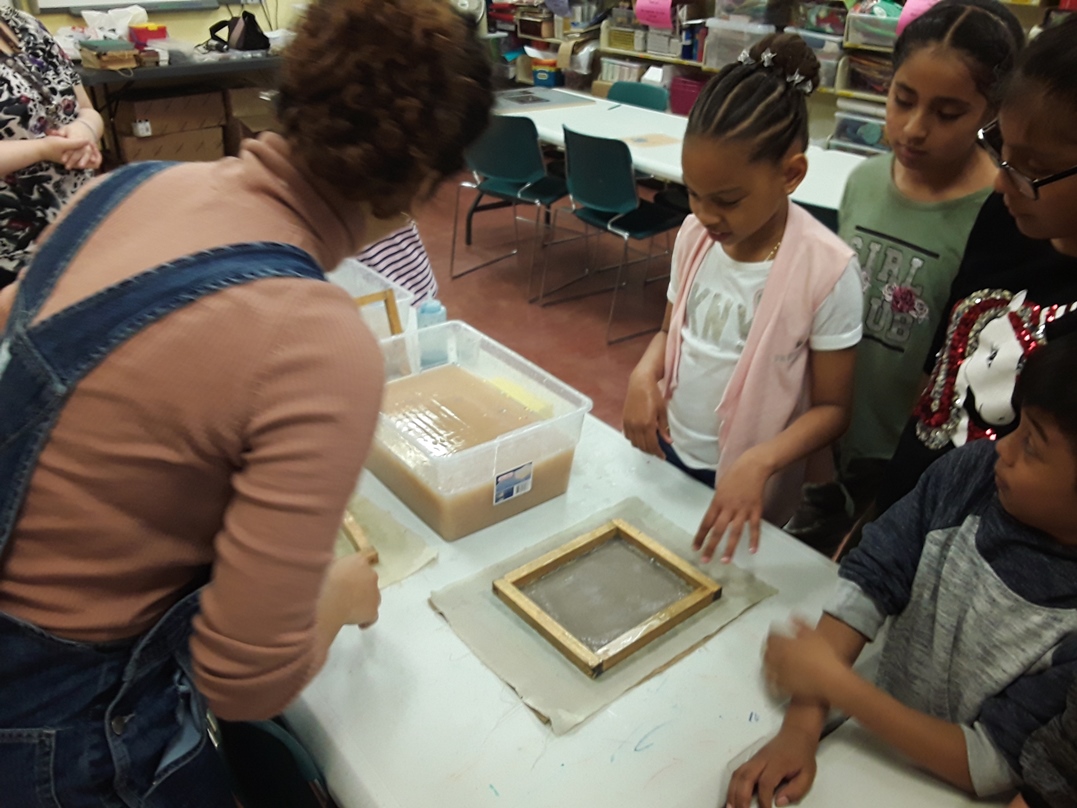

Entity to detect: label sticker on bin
[494,462,534,505]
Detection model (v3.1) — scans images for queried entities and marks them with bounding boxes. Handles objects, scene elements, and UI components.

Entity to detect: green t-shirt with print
[838,153,989,468]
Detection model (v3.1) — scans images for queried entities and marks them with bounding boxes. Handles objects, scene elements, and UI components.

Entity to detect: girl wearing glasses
[787,0,1023,554]
[849,17,1077,548]
[0,7,103,287]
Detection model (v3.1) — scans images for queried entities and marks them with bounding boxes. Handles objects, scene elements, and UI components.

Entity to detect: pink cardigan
[662,203,854,523]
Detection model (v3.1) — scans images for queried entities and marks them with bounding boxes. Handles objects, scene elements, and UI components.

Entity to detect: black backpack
[209,11,271,52]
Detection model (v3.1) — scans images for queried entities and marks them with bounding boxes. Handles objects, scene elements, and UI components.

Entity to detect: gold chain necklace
[765,239,782,261]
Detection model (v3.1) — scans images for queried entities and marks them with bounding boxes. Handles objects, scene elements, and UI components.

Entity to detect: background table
[497,90,863,212]
[288,417,847,808]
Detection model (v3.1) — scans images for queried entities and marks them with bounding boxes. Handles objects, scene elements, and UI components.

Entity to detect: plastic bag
[81,6,148,40]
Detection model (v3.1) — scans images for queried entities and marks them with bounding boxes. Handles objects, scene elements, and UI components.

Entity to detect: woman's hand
[693,448,773,563]
[622,368,669,459]
[725,726,819,808]
[764,618,850,703]
[322,553,381,629]
[47,123,101,171]
[314,553,381,659]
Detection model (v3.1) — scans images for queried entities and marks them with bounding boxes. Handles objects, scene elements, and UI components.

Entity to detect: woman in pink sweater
[0,0,492,804]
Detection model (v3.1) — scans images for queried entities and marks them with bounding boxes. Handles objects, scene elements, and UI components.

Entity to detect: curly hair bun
[748,32,821,96]
[278,0,493,218]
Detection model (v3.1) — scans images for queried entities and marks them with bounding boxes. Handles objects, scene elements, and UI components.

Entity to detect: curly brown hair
[278,0,493,217]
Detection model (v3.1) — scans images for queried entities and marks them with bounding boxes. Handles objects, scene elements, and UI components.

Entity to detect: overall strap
[13,162,174,325]
[0,242,324,553]
[30,243,324,387]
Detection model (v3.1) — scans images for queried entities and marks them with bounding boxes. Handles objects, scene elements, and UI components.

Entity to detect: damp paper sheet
[429,498,776,734]
[334,495,437,588]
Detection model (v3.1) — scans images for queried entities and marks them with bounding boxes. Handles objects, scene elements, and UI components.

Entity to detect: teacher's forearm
[0,139,50,176]
[75,108,104,141]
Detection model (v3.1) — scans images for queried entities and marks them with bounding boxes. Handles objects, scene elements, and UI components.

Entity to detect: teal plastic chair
[450,115,568,290]
[608,81,670,112]
[218,717,332,808]
[540,127,685,343]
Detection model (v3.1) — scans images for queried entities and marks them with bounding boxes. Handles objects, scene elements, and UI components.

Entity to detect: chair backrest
[607,81,670,112]
[220,718,330,808]
[563,127,638,215]
[465,115,546,185]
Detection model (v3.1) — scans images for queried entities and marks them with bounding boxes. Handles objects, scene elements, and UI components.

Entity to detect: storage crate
[798,0,847,35]
[703,19,775,70]
[533,67,564,87]
[833,110,888,149]
[369,321,592,541]
[845,12,899,48]
[670,75,708,116]
[828,139,888,158]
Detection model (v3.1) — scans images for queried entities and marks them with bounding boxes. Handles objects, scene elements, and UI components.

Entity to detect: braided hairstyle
[895,0,1023,106]
[686,33,819,163]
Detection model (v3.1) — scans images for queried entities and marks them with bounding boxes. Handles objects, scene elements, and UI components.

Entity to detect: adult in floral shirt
[0,6,102,286]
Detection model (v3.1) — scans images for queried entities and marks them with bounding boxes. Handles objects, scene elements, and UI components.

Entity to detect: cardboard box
[120,127,225,163]
[591,79,614,99]
[235,113,280,134]
[223,115,281,157]
[114,92,226,139]
[227,87,277,119]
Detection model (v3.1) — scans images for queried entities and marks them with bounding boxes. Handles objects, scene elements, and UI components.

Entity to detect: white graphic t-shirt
[666,241,863,470]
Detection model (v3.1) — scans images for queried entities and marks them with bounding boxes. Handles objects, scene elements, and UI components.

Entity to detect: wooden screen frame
[354,289,404,337]
[341,511,379,565]
[493,519,721,677]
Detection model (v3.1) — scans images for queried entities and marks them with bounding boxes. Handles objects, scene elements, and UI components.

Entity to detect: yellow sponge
[490,377,555,419]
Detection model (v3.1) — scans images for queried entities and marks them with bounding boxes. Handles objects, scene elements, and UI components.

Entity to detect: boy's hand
[726,727,819,808]
[694,449,772,563]
[622,370,669,459]
[764,618,849,702]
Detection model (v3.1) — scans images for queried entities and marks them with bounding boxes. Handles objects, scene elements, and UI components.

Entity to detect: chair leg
[465,191,484,246]
[527,202,547,303]
[607,235,664,344]
[450,191,524,280]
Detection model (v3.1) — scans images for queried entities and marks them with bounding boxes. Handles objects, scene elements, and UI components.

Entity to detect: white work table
[496,89,864,211]
[285,416,981,808]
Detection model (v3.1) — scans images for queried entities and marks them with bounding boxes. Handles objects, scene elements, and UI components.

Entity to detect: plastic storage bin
[798,0,847,35]
[670,75,708,116]
[828,139,887,158]
[845,12,899,48]
[368,321,593,541]
[818,55,839,89]
[533,66,564,87]
[703,19,774,70]
[329,258,416,339]
[833,110,889,149]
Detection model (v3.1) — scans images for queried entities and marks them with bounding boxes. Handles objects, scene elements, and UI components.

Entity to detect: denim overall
[0,162,327,806]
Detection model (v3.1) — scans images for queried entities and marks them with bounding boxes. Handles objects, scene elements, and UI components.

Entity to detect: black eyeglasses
[977,120,1077,200]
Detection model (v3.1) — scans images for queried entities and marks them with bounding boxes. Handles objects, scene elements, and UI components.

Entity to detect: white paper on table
[334,495,437,589]
[429,497,777,734]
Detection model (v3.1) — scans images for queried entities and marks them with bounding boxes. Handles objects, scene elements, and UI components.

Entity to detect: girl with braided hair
[623,32,863,565]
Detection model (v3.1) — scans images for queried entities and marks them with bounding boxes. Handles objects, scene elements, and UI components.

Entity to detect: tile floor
[412,179,674,428]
